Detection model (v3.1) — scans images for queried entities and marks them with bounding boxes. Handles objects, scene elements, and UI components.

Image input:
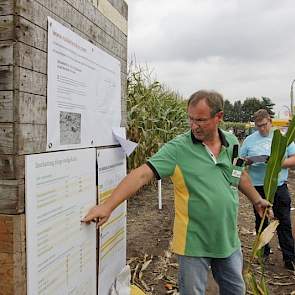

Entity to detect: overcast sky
[125,0,295,117]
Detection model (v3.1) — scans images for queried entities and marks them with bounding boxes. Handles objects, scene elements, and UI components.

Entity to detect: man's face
[255,118,272,137]
[188,100,223,142]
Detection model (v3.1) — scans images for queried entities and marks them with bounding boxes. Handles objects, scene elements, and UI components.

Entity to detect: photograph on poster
[60,111,81,145]
[97,147,127,295]
[47,17,121,151]
[25,149,97,295]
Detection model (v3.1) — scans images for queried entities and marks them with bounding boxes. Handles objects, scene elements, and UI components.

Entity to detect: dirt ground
[127,170,295,295]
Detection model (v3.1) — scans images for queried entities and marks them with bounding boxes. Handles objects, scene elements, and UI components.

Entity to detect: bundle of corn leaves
[244,116,295,294]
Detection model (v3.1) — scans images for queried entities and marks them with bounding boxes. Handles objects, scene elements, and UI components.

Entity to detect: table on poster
[97,147,127,295]
[47,17,121,151]
[26,149,97,295]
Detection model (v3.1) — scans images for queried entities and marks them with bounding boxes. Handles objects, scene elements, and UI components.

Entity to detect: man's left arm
[238,170,270,217]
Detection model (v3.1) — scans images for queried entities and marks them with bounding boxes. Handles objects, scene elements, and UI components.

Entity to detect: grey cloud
[128,0,295,63]
[126,0,295,113]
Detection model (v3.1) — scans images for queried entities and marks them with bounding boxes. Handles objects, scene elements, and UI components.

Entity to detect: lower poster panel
[25,148,97,295]
[97,147,127,295]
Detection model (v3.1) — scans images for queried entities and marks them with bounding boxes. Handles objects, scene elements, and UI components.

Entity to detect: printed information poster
[97,147,127,295]
[47,17,121,151]
[26,149,97,295]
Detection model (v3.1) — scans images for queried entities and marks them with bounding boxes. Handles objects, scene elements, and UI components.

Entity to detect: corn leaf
[245,272,261,295]
[256,283,266,295]
[285,115,295,146]
[255,220,279,252]
[263,130,287,203]
[259,277,269,295]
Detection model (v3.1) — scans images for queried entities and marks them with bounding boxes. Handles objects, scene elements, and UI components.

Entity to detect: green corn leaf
[259,276,269,295]
[285,115,295,146]
[264,130,287,203]
[245,272,261,295]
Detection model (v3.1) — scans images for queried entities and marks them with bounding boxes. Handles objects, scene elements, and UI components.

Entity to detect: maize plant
[244,116,295,294]
[220,121,248,130]
[126,65,188,171]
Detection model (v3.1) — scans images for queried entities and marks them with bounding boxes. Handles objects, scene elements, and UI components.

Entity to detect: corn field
[126,66,249,170]
[126,67,188,170]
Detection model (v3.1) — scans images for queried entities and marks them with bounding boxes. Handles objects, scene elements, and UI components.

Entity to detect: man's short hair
[253,109,271,122]
[187,90,224,116]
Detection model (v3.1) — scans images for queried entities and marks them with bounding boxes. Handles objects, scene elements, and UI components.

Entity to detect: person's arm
[238,170,270,217]
[281,154,295,169]
[82,164,155,227]
[282,142,295,168]
[239,141,247,158]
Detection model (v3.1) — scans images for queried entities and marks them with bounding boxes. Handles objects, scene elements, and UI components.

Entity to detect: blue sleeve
[287,142,295,156]
[239,139,248,157]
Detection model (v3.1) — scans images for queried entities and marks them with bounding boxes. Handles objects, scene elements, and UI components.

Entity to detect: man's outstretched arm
[82,164,155,227]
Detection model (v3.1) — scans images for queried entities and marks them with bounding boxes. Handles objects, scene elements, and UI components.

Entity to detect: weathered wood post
[0,0,128,293]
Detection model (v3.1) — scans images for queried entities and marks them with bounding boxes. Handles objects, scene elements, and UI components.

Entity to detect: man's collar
[190,129,229,147]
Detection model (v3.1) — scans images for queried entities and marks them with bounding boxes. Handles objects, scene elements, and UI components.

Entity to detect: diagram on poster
[47,17,121,151]
[26,149,97,295]
[97,147,127,295]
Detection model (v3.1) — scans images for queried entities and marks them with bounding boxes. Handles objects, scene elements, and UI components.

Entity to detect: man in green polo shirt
[83,90,270,295]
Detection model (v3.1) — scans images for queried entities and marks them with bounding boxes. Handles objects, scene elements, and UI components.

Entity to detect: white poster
[26,149,97,295]
[47,17,121,151]
[97,148,127,295]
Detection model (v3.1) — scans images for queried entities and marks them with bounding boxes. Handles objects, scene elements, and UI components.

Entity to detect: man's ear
[216,111,224,122]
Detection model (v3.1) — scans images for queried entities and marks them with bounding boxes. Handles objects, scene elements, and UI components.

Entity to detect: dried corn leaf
[132,263,140,283]
[139,259,152,280]
[166,290,179,294]
[127,257,138,265]
[164,275,177,286]
[141,259,152,272]
[140,278,150,291]
[239,226,253,235]
[272,275,289,280]
[164,250,172,258]
[169,263,178,268]
[256,220,279,252]
[268,282,295,286]
[155,273,164,280]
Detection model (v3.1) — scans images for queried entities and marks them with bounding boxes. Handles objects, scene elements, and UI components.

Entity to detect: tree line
[223,97,275,122]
